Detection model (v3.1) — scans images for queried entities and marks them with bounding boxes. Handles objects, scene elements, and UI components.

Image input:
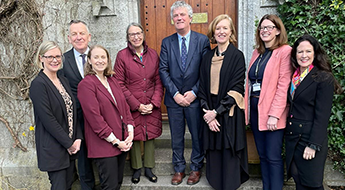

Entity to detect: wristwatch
[113,141,119,147]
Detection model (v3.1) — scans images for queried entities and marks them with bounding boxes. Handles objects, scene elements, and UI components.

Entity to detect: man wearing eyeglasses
[59,20,96,190]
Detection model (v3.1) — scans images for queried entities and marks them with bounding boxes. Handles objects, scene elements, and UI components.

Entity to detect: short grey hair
[126,22,145,42]
[68,20,90,34]
[170,1,193,19]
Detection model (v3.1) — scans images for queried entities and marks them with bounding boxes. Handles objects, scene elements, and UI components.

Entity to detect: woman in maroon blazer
[114,22,163,184]
[78,45,134,190]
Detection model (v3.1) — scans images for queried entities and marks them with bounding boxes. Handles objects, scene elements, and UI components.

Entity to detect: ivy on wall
[277,0,345,173]
[0,0,43,151]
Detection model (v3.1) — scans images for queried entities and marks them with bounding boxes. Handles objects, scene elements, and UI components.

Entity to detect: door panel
[140,0,238,119]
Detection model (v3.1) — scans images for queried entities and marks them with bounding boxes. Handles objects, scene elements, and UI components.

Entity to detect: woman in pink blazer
[244,14,292,190]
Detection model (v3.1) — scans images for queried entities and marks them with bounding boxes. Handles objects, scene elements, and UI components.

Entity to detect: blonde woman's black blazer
[30,70,82,172]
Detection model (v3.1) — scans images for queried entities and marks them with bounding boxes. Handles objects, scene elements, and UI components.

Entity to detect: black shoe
[145,167,157,183]
[131,168,141,184]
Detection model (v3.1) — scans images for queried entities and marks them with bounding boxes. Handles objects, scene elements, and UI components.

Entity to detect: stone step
[156,122,261,166]
[122,148,261,177]
[156,121,192,149]
[72,176,297,190]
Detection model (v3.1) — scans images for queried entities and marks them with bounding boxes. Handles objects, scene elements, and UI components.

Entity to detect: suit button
[144,78,146,81]
[144,91,146,93]
[299,124,302,127]
[289,122,292,125]
[120,116,123,120]
[143,65,145,68]
[290,132,292,134]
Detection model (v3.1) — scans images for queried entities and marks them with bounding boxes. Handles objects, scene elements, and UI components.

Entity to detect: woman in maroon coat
[78,45,134,190]
[114,22,163,184]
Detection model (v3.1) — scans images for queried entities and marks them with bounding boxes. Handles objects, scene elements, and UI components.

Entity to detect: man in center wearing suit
[159,1,210,186]
[59,20,96,190]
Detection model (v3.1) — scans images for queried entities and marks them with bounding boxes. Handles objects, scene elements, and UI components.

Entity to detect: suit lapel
[185,31,196,70]
[66,49,83,80]
[293,67,318,100]
[91,76,118,109]
[171,34,184,72]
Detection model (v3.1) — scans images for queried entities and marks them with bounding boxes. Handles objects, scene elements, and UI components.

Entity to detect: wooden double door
[140,0,238,119]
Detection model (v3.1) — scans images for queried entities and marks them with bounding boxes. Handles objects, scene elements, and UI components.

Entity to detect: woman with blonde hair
[199,14,249,190]
[30,41,82,190]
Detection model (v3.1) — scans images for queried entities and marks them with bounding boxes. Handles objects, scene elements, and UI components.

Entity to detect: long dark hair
[291,34,342,94]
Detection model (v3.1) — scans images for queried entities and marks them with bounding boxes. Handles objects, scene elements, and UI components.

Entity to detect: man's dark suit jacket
[60,49,83,111]
[30,70,82,172]
[159,31,210,107]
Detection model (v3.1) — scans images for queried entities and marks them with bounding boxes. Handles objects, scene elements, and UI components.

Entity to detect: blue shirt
[73,48,89,78]
[177,31,191,55]
[174,31,197,98]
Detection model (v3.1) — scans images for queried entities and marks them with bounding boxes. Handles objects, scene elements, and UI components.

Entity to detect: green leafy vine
[278,0,345,173]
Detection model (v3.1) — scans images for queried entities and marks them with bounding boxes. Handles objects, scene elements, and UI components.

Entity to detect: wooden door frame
[139,0,239,120]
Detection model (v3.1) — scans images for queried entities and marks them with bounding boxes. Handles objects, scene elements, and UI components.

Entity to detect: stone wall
[238,0,284,64]
[0,0,140,189]
[1,0,344,189]
[41,0,140,64]
[0,0,298,189]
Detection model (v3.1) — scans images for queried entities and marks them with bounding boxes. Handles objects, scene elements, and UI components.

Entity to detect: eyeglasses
[258,25,276,31]
[42,55,62,62]
[128,32,143,38]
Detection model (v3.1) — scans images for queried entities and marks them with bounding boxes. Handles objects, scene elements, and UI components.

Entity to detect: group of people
[244,14,340,190]
[29,1,341,190]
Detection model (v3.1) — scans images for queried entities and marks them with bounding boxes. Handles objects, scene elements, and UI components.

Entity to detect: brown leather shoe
[171,172,185,185]
[187,171,201,185]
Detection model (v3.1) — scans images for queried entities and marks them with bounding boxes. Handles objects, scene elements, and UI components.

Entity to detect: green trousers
[130,139,155,169]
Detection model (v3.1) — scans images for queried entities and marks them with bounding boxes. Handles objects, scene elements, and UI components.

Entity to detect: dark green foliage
[278,0,345,173]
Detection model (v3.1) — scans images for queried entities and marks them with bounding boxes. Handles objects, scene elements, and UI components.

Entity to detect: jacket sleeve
[114,53,141,111]
[308,76,334,148]
[198,52,210,110]
[77,79,115,140]
[159,39,179,97]
[150,53,164,108]
[268,46,293,119]
[191,35,211,95]
[29,80,73,149]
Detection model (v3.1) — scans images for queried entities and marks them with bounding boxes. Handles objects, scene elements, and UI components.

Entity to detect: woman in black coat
[30,41,82,190]
[198,14,249,190]
[285,34,341,190]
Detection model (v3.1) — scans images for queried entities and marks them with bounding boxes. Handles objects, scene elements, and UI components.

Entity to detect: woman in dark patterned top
[30,41,82,190]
